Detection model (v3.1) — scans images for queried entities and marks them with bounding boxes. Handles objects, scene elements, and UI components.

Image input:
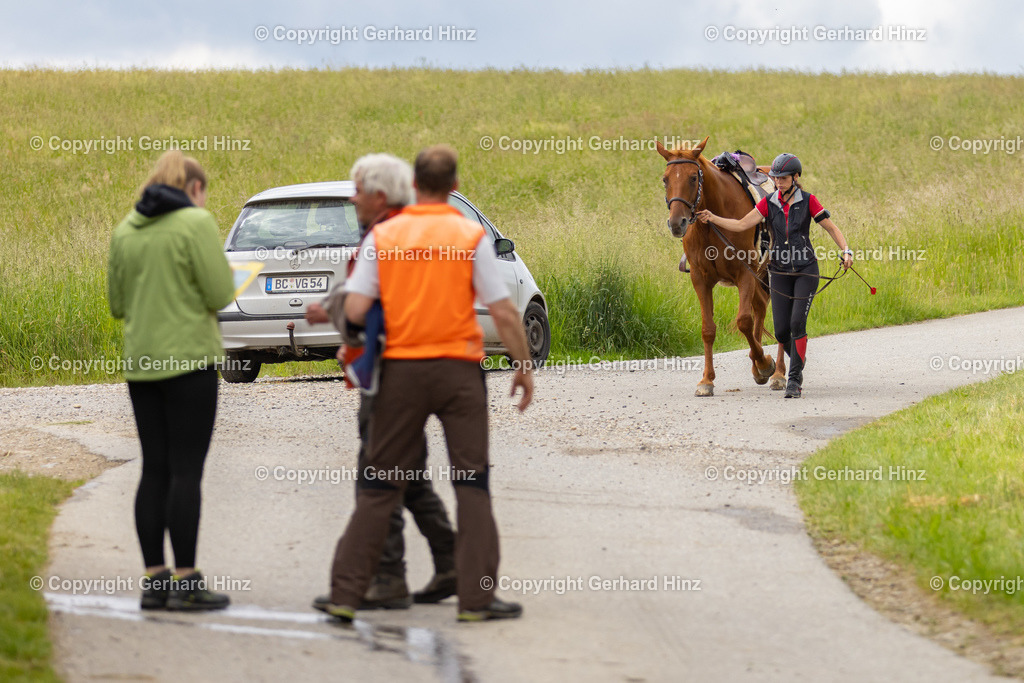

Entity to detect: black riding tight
[127,369,218,569]
[770,260,819,360]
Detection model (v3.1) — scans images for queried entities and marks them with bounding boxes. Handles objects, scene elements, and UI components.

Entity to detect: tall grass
[2,68,1023,386]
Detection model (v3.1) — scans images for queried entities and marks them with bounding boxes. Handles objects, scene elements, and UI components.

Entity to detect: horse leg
[692,274,716,397]
[739,275,774,384]
[757,273,788,390]
[770,343,787,390]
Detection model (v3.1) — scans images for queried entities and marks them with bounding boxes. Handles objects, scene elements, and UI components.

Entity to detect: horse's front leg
[691,273,716,397]
[770,343,787,390]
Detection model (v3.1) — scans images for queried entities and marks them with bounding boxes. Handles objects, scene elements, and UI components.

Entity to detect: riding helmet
[769,153,802,177]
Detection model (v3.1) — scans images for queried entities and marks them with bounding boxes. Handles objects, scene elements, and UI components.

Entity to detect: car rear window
[227,200,360,251]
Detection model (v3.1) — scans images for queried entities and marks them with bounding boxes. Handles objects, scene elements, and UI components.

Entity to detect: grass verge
[0,472,76,682]
[796,369,1024,636]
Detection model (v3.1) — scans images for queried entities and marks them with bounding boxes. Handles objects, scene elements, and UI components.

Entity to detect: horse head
[658,136,708,239]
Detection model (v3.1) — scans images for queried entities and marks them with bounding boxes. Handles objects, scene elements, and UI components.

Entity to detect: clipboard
[230,262,264,299]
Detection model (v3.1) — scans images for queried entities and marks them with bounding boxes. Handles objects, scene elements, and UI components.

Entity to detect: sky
[1,0,1021,73]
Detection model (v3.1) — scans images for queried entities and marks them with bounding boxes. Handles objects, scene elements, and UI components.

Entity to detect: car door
[447,194,519,345]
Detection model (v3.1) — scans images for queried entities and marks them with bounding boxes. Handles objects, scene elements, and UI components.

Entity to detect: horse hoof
[769,377,786,391]
[753,357,776,385]
[695,384,714,397]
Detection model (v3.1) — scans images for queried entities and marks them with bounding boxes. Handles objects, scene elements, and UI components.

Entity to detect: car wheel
[220,353,262,383]
[523,301,550,369]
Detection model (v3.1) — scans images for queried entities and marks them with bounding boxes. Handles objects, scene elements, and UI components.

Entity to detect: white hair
[350,153,414,207]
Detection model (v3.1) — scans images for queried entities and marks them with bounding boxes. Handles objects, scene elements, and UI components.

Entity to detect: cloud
[0,0,1020,73]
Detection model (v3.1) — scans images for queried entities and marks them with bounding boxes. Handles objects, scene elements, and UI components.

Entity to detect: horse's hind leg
[692,274,716,397]
[738,275,774,384]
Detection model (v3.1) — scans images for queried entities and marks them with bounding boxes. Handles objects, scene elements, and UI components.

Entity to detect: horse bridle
[665,158,704,225]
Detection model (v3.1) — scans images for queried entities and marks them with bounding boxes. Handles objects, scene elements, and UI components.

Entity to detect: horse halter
[665,158,704,225]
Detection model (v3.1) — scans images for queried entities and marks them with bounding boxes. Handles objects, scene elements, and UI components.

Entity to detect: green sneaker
[311,595,355,623]
[165,571,230,612]
[457,598,522,622]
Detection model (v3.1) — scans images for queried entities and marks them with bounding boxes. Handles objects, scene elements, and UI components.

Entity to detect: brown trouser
[355,394,455,578]
[330,358,499,611]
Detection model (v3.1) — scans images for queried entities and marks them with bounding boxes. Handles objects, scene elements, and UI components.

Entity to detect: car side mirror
[494,238,515,256]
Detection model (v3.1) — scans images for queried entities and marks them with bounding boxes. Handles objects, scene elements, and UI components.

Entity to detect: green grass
[796,370,1024,634]
[0,472,76,681]
[2,68,1024,386]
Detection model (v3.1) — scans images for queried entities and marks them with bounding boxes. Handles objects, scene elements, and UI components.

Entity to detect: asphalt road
[5,307,1022,682]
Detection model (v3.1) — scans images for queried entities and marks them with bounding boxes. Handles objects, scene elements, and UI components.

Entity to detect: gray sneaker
[165,571,229,612]
[360,574,412,610]
[413,570,457,604]
[457,597,523,622]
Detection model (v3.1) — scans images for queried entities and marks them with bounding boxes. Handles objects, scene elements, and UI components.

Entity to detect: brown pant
[330,358,499,611]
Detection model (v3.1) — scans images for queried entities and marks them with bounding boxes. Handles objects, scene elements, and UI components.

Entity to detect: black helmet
[769,153,802,177]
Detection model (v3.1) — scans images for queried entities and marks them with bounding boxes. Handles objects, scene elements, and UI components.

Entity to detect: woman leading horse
[697,153,853,398]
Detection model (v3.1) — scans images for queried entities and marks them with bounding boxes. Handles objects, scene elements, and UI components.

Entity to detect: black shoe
[140,568,173,610]
[165,571,230,612]
[784,380,802,398]
[457,597,523,622]
[360,574,412,610]
[413,570,457,604]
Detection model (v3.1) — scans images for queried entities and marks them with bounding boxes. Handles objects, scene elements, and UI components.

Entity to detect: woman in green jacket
[108,150,235,611]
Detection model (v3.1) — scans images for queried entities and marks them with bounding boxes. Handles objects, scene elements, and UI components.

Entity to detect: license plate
[265,275,328,293]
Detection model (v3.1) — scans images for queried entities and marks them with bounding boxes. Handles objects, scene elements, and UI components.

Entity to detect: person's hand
[841,250,853,270]
[695,209,713,225]
[305,302,329,324]
[336,345,347,362]
[510,368,534,412]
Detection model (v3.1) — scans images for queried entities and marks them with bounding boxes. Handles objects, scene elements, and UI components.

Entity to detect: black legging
[770,260,819,352]
[127,369,218,569]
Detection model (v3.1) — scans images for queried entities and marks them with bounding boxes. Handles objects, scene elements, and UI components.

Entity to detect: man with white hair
[306,153,457,610]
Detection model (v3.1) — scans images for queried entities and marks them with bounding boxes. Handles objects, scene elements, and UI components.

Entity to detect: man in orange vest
[322,144,533,622]
[307,153,457,610]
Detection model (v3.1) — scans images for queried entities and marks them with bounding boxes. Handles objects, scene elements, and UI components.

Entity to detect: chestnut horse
[657,137,786,396]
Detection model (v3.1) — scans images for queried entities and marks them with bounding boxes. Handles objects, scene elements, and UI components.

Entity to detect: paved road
[7,308,1022,681]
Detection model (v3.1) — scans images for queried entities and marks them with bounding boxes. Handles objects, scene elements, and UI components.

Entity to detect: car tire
[220,353,262,383]
[523,301,551,369]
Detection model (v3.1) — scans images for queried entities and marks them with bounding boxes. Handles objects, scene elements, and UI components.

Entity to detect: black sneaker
[165,571,230,612]
[784,381,802,398]
[360,574,412,610]
[413,570,457,604]
[140,568,173,610]
[457,597,523,622]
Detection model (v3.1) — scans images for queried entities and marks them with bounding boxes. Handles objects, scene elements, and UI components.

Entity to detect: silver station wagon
[217,181,550,382]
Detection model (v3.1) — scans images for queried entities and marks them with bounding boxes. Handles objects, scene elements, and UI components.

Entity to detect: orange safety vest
[374,204,485,361]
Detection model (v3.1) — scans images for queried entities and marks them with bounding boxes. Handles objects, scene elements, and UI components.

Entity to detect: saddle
[710,150,775,203]
[711,150,776,274]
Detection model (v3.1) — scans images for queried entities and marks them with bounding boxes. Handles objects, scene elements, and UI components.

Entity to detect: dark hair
[414,145,458,195]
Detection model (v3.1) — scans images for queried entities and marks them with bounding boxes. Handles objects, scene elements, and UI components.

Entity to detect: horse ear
[656,139,673,161]
[694,136,709,156]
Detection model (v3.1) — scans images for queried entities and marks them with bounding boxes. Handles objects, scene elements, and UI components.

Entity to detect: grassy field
[796,368,1024,637]
[0,472,75,681]
[2,68,1024,385]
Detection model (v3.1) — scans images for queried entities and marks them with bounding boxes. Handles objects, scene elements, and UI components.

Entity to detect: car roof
[243,182,473,207]
[244,181,356,204]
